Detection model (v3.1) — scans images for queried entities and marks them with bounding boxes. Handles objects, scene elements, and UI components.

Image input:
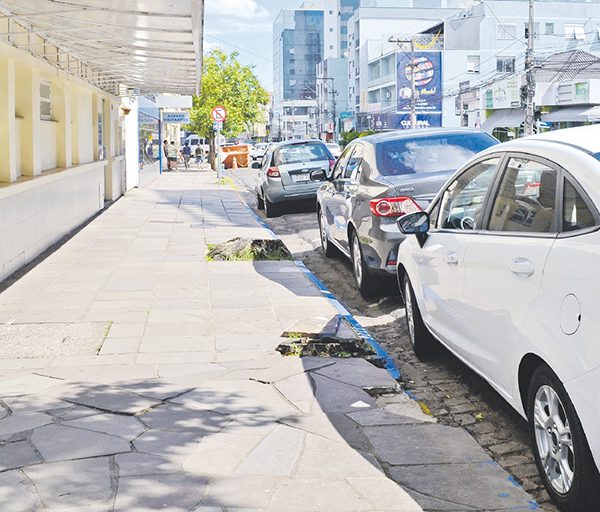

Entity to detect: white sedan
[397,125,600,512]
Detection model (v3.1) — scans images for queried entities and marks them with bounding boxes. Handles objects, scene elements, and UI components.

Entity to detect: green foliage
[188,50,269,139]
[339,129,375,148]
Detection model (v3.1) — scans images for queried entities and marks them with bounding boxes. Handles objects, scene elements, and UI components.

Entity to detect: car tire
[256,192,265,210]
[402,274,438,359]
[318,207,337,257]
[265,198,281,218]
[350,230,378,298]
[527,364,600,512]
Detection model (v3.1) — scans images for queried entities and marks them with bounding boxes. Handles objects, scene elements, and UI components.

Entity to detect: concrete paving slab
[348,476,424,511]
[0,411,53,436]
[0,440,42,470]
[363,424,493,465]
[313,359,400,392]
[65,413,146,439]
[60,386,162,414]
[0,374,64,397]
[234,424,304,476]
[133,428,205,460]
[273,372,315,413]
[99,336,141,354]
[0,470,40,512]
[140,403,226,433]
[139,335,215,353]
[389,461,535,510]
[201,476,277,509]
[347,407,429,427]
[115,452,183,476]
[310,373,377,414]
[113,473,209,512]
[31,423,131,462]
[1,395,67,414]
[24,457,113,510]
[252,357,333,384]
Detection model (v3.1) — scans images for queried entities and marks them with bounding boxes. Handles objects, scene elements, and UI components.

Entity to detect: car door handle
[444,251,459,265]
[510,258,535,277]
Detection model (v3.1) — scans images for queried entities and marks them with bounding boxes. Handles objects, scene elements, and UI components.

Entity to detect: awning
[482,108,524,132]
[543,105,599,123]
[0,0,204,96]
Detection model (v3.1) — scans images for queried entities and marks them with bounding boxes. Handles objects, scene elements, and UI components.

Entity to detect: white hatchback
[396,125,600,512]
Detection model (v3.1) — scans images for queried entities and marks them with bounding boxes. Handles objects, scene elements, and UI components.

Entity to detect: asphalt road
[231,167,558,511]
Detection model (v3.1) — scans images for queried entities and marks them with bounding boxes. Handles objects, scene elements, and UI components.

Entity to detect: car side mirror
[251,161,261,169]
[310,169,328,182]
[397,212,430,247]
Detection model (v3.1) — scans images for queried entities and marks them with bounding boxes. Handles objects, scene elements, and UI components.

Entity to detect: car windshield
[273,142,332,166]
[376,132,497,176]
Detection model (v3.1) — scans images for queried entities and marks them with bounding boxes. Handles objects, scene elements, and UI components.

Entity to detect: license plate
[292,174,311,182]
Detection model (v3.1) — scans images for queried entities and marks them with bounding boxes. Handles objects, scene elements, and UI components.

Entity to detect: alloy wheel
[404,279,415,345]
[533,385,575,495]
[319,210,328,252]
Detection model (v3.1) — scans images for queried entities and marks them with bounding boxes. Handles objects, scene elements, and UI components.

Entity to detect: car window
[375,132,497,176]
[333,146,354,180]
[488,157,557,234]
[439,158,501,230]
[273,142,332,166]
[563,178,597,232]
[345,144,364,179]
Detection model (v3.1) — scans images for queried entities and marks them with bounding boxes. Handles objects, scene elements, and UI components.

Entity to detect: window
[289,48,295,54]
[333,146,354,180]
[40,81,51,120]
[345,144,364,179]
[439,158,501,230]
[488,158,557,233]
[565,24,585,40]
[467,55,480,73]
[563,178,597,232]
[496,57,515,73]
[273,142,331,167]
[524,22,539,38]
[545,23,554,35]
[375,132,497,177]
[497,23,516,40]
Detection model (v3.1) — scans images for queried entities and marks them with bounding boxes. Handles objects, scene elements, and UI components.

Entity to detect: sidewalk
[0,173,536,511]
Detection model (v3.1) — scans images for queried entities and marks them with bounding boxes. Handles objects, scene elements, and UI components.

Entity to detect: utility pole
[524,0,535,136]
[389,36,417,129]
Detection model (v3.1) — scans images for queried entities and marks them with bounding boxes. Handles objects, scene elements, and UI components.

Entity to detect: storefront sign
[162,111,190,124]
[484,76,521,110]
[397,52,442,114]
[370,113,442,130]
[575,82,589,103]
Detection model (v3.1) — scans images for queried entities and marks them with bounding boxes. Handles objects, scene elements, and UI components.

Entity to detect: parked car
[314,128,498,296]
[397,125,600,512]
[326,142,342,159]
[255,139,334,218]
[251,143,269,161]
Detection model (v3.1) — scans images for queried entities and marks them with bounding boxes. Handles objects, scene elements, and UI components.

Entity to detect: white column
[55,82,72,168]
[0,58,17,183]
[18,67,42,176]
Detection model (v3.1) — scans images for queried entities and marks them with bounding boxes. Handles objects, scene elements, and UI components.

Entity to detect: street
[232,167,558,511]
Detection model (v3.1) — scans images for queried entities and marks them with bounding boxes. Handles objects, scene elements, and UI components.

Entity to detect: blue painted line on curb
[229,175,402,381]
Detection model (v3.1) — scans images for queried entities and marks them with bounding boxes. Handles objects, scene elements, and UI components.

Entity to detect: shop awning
[0,0,204,96]
[543,105,599,123]
[482,108,525,132]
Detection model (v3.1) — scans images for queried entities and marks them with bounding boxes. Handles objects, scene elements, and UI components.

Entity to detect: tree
[187,49,269,167]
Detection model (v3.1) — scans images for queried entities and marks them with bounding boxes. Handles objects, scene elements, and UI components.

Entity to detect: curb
[227,170,402,381]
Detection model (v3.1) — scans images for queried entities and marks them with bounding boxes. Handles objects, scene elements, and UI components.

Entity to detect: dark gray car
[315,128,498,296]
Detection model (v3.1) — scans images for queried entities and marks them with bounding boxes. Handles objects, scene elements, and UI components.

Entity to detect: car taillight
[329,159,335,171]
[267,166,281,177]
[369,196,421,217]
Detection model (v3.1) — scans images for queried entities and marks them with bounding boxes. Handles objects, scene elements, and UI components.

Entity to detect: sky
[204,0,301,92]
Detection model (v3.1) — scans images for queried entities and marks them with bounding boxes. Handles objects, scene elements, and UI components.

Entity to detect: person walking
[181,142,192,170]
[163,140,170,170]
[194,145,203,167]
[167,141,178,171]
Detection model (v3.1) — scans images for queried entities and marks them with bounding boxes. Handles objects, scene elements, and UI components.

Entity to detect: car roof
[273,139,325,148]
[355,127,491,145]
[507,125,600,155]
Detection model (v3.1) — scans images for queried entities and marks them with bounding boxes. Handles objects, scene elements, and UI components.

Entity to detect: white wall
[77,90,94,164]
[0,162,105,282]
[40,121,57,171]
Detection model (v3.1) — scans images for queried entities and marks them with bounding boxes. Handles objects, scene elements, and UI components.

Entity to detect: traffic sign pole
[211,107,227,181]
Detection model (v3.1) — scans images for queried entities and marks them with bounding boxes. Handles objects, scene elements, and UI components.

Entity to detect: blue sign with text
[370,113,442,130]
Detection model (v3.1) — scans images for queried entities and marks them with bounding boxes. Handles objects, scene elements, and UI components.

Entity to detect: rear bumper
[356,221,406,275]
[265,183,321,204]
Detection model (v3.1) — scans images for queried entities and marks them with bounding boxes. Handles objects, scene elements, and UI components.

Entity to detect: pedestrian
[182,142,191,170]
[163,140,170,170]
[167,141,178,171]
[195,145,203,166]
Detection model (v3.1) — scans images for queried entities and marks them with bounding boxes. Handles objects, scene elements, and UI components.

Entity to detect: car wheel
[528,365,600,511]
[257,192,265,210]
[350,230,378,298]
[318,207,336,257]
[265,198,281,218]
[402,274,438,359]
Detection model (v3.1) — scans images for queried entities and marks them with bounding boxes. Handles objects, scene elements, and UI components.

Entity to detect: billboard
[397,52,442,114]
[369,113,442,131]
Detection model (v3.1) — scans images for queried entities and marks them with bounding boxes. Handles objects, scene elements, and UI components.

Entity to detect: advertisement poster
[370,113,442,130]
[397,52,442,114]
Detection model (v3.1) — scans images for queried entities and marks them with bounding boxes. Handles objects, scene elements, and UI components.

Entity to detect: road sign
[213,121,223,131]
[211,106,227,122]
[161,111,190,124]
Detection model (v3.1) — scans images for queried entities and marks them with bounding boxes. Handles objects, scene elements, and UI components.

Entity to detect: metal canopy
[543,105,599,123]
[482,108,525,131]
[536,50,600,83]
[0,0,204,96]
